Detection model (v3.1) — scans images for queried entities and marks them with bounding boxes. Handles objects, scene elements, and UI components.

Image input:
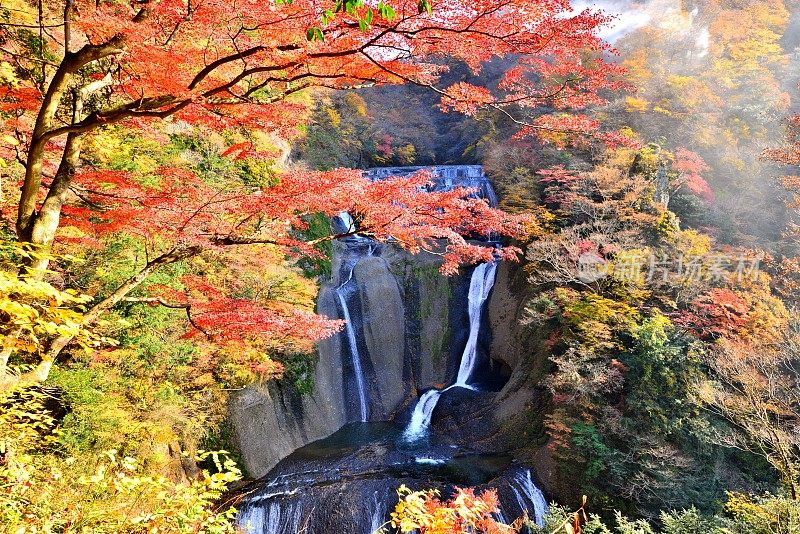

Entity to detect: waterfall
[236,166,542,534]
[509,469,548,527]
[333,212,372,423]
[239,498,304,534]
[368,491,386,534]
[337,211,356,233]
[402,389,444,441]
[454,261,498,387]
[402,260,498,440]
[336,289,369,422]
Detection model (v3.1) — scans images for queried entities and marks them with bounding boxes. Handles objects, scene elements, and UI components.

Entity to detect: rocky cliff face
[230,241,467,478]
[230,247,551,487]
[229,245,556,533]
[229,167,556,528]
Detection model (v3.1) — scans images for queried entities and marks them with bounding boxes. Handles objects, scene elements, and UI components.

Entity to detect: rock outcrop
[230,244,463,478]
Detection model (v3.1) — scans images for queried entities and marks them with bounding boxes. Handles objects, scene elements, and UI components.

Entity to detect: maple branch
[3,244,203,388]
[188,45,302,89]
[63,0,73,52]
[210,235,281,246]
[306,231,359,245]
[0,46,61,68]
[122,296,210,336]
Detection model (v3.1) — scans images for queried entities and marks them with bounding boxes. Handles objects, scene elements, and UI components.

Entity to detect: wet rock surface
[237,423,546,534]
[231,167,551,531]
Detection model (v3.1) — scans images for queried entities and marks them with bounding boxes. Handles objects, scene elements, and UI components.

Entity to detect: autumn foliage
[387,485,520,534]
[0,0,628,387]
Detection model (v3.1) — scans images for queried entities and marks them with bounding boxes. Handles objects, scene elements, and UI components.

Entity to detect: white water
[402,261,498,441]
[368,491,386,534]
[510,469,548,527]
[239,499,304,534]
[402,389,444,440]
[455,261,498,387]
[338,211,356,232]
[336,290,369,422]
[334,233,376,423]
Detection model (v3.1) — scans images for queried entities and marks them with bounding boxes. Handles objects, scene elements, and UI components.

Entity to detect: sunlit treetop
[0,0,625,159]
[0,0,630,385]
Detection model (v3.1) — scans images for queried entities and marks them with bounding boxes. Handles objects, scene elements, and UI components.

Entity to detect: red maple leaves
[673,288,749,340]
[61,165,527,274]
[0,0,631,363]
[149,275,342,347]
[672,148,713,203]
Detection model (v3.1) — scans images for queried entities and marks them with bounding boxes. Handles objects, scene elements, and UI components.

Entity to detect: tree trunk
[16,36,124,241]
[25,132,84,274]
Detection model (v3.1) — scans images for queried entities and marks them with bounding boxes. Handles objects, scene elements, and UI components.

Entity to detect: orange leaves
[4,0,625,151]
[3,0,630,276]
[59,163,527,276]
[220,142,253,159]
[440,83,495,115]
[767,108,800,167]
[390,485,519,534]
[673,288,749,340]
[143,267,343,372]
[671,148,713,203]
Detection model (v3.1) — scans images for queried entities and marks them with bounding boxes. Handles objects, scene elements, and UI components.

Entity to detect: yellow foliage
[1,384,241,533]
[325,106,342,128]
[0,61,19,86]
[620,49,652,85]
[609,248,651,287]
[343,92,369,116]
[0,261,108,369]
[725,492,800,533]
[671,230,712,258]
[624,96,649,113]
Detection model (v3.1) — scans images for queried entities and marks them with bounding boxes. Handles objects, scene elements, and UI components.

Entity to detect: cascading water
[455,261,499,387]
[336,289,369,422]
[238,494,304,534]
[510,469,548,527]
[333,212,372,422]
[402,388,444,441]
[368,491,387,534]
[401,258,498,441]
[236,166,548,534]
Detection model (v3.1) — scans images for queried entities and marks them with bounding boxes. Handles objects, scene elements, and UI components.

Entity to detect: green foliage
[50,367,133,454]
[281,352,316,394]
[1,383,241,532]
[296,212,334,278]
[659,507,725,534]
[570,424,613,481]
[622,313,705,436]
[537,496,800,534]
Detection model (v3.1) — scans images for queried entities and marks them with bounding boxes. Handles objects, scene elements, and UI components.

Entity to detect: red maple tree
[673,288,750,340]
[671,148,713,204]
[0,0,625,384]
